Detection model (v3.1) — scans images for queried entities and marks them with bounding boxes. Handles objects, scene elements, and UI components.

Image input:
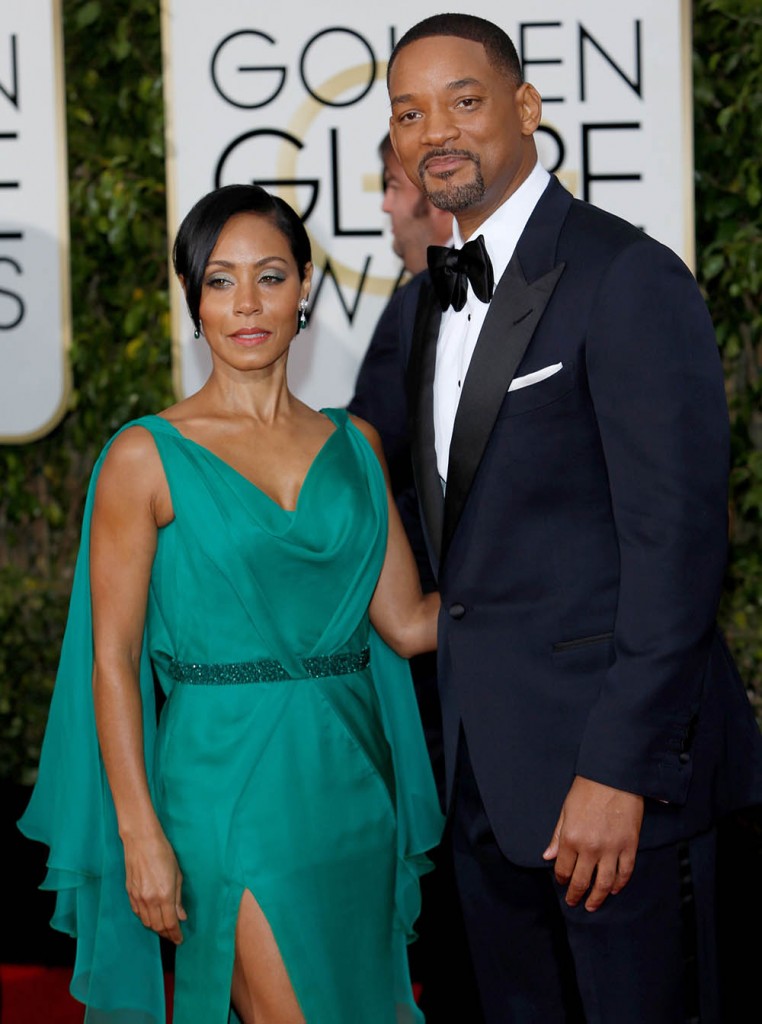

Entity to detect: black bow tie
[427,235,494,312]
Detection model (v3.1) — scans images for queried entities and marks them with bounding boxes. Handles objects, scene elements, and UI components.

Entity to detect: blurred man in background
[350,135,451,492]
[380,132,452,275]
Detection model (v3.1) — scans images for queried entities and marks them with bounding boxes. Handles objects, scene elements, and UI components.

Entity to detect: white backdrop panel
[0,0,70,442]
[162,1,692,409]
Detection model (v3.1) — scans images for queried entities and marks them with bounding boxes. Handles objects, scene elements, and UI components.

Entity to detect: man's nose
[421,107,459,146]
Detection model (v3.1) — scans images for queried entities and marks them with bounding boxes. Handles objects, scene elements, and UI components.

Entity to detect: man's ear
[516,82,543,136]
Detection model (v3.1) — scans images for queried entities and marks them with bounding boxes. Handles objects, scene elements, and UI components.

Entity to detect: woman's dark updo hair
[172,184,312,333]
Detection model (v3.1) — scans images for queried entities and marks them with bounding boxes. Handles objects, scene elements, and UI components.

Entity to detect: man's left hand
[542,775,644,912]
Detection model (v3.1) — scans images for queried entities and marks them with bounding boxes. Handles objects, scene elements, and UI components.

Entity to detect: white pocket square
[508,362,563,392]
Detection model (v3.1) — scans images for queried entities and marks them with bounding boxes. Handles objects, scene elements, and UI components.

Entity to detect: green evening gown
[19,408,444,1023]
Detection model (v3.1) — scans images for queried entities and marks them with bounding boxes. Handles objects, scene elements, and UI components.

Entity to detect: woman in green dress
[19,185,444,1023]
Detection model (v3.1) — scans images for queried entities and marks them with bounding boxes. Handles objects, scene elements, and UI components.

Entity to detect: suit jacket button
[449,603,466,620]
[678,752,690,765]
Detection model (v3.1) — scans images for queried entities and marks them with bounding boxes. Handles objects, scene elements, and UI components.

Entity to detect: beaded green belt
[167,646,370,685]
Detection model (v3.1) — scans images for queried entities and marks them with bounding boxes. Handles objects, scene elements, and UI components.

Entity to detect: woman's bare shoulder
[97,424,167,505]
[347,413,383,456]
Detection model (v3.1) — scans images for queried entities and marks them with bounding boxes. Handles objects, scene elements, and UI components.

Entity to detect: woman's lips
[230,328,271,347]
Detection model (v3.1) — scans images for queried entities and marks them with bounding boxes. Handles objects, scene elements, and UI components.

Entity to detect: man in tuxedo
[350,139,482,1022]
[384,13,762,1023]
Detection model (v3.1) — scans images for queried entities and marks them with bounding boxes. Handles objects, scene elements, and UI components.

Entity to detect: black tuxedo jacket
[395,176,762,866]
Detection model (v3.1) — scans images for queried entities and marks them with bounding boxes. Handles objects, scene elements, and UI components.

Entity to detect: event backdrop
[0,0,70,442]
[162,0,694,409]
[0,0,693,438]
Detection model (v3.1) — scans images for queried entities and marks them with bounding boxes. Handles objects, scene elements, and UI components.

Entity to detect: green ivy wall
[1,0,760,782]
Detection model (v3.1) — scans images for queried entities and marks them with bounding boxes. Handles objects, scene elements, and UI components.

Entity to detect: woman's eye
[205,275,232,288]
[259,272,286,284]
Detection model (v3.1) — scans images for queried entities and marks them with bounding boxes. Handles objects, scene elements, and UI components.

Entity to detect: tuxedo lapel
[441,176,573,558]
[409,176,573,564]
[408,278,445,567]
[442,258,565,556]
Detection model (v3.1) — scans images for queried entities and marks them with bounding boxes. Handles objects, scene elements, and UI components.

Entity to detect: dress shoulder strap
[321,406,349,430]
[114,414,178,438]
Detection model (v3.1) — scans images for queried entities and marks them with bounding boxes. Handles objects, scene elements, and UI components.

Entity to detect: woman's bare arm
[350,416,440,658]
[90,426,186,944]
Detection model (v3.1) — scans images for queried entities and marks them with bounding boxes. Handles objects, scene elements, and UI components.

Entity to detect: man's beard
[418,149,485,212]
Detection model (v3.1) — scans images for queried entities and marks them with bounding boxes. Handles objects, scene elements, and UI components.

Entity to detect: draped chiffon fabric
[19,408,444,1023]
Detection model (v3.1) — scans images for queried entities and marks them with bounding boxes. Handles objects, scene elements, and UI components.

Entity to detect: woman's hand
[123,827,188,944]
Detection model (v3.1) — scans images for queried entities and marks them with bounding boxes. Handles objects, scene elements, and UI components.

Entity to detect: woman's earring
[193,327,200,339]
[297,298,308,333]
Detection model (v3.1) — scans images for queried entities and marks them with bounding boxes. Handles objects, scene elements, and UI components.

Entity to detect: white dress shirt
[433,160,551,483]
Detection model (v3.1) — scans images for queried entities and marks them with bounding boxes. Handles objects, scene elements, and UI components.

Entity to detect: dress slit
[230,888,305,1024]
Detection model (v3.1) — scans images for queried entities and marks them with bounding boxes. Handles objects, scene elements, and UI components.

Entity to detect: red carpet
[2,965,83,1024]
[0,965,175,1023]
[0,966,419,1021]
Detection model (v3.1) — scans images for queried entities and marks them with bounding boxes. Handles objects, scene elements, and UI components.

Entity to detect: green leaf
[76,2,101,29]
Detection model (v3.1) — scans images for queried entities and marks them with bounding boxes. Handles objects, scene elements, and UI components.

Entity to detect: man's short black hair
[387,13,523,88]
